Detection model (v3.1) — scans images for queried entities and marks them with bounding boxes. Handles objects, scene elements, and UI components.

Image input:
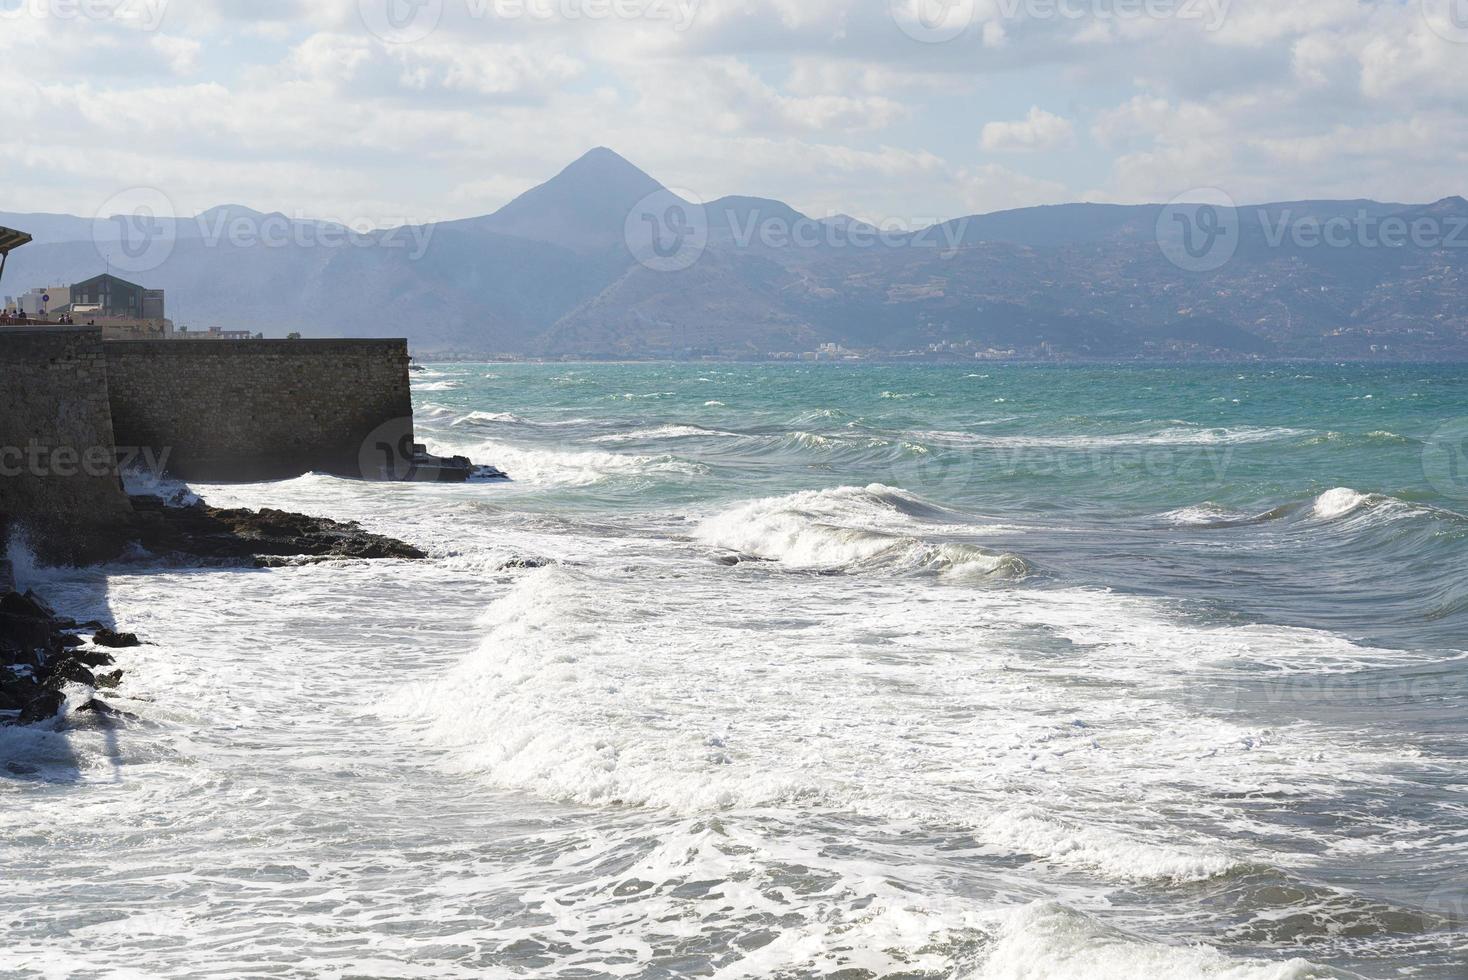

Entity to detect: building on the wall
[68,273,164,319]
[51,272,174,338]
[10,285,71,317]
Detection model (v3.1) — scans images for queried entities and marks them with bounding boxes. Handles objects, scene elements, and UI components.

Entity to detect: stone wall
[104,339,413,481]
[0,327,134,560]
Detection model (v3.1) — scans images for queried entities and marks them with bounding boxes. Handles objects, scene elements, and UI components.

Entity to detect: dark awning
[0,226,33,255]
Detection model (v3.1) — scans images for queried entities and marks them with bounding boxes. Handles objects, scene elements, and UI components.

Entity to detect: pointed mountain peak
[480,148,672,253]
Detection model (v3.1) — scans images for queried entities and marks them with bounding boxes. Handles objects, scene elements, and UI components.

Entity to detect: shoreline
[1,493,426,729]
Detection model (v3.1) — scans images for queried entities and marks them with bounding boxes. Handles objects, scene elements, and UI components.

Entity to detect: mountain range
[4,147,1467,359]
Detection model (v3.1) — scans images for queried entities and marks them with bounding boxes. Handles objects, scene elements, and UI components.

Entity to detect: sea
[4,362,1468,979]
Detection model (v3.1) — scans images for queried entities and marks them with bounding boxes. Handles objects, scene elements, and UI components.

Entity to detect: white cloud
[151,34,203,75]
[0,0,1464,225]
[981,107,1076,153]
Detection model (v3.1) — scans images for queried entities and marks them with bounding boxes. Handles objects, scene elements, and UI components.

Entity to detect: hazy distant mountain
[3,149,1465,359]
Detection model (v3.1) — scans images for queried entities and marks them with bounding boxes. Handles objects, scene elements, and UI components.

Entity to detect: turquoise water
[412,362,1468,975]
[422,362,1468,648]
[6,362,1467,978]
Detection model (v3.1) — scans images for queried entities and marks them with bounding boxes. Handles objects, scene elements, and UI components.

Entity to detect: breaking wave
[695,485,1031,580]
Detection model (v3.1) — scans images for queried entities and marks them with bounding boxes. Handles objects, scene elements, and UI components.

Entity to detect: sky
[2,0,1466,228]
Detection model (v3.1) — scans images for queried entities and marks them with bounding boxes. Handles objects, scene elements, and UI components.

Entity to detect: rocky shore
[0,582,134,728]
[126,494,425,564]
[0,495,425,728]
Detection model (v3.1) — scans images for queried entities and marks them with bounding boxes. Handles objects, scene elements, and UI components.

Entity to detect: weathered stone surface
[105,339,413,481]
[0,328,134,564]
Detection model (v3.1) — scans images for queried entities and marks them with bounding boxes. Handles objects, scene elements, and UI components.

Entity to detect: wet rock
[94,669,124,690]
[42,658,96,689]
[75,698,129,718]
[59,634,84,649]
[126,496,426,562]
[5,761,40,776]
[0,678,36,711]
[0,592,60,655]
[17,690,65,726]
[499,556,554,570]
[92,629,141,648]
[75,650,116,668]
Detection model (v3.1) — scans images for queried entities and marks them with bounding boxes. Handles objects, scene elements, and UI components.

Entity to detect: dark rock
[16,690,65,726]
[75,650,116,668]
[0,591,61,657]
[5,761,40,776]
[124,497,426,562]
[0,592,53,621]
[499,556,553,570]
[94,669,124,689]
[471,464,510,481]
[92,629,141,648]
[76,698,129,718]
[42,658,96,689]
[0,677,38,710]
[60,634,84,649]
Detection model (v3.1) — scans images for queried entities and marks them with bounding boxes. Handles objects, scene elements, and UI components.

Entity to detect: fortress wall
[105,339,414,481]
[0,327,134,560]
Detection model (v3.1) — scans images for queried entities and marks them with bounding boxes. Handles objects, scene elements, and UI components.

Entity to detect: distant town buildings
[3,270,262,340]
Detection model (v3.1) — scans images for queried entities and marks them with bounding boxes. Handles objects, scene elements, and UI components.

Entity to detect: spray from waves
[425,438,708,487]
[452,410,529,425]
[917,426,1308,449]
[387,565,1264,886]
[968,903,1335,980]
[694,485,1031,581]
[1159,488,1464,531]
[591,424,741,444]
[387,566,831,813]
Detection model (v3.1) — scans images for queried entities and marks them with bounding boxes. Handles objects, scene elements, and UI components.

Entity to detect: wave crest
[696,485,1030,581]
